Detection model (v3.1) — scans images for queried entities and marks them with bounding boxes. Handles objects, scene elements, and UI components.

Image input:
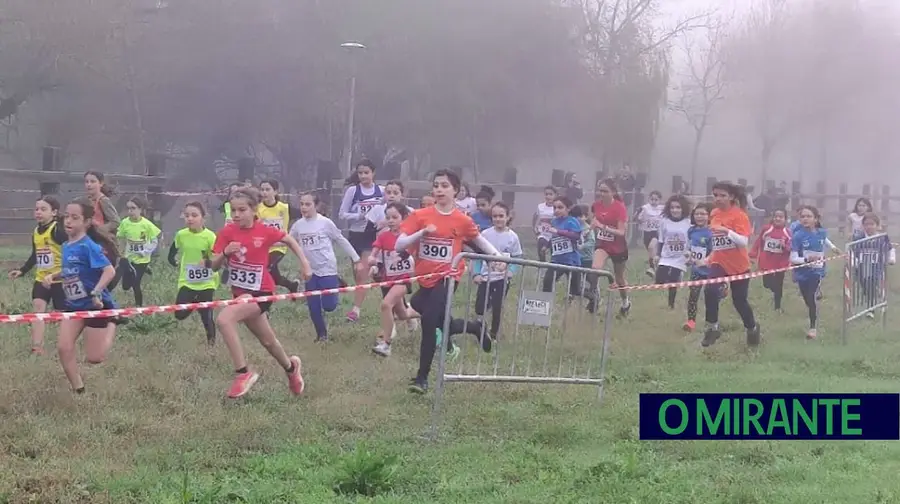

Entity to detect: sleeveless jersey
[257,201,290,254]
[33,222,62,283]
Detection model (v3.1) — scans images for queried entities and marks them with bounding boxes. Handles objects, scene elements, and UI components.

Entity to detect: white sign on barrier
[517,291,553,327]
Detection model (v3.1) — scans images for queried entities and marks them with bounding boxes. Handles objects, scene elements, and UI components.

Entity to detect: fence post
[706,177,717,196]
[502,167,517,208]
[838,183,848,233]
[40,146,61,196]
[791,180,801,211]
[815,181,826,224]
[146,153,166,225]
[671,175,683,194]
[882,185,890,232]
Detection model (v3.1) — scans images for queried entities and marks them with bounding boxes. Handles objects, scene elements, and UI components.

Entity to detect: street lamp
[341,42,367,175]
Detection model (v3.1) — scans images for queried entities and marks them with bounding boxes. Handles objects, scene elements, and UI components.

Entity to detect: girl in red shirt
[750,208,792,312]
[369,202,419,357]
[211,187,312,399]
[591,178,632,317]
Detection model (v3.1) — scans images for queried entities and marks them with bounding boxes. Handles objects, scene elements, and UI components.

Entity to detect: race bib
[297,233,324,250]
[488,252,511,274]
[596,228,615,242]
[805,250,825,268]
[537,220,552,234]
[644,219,660,232]
[550,236,574,256]
[262,218,283,231]
[689,246,707,262]
[185,264,213,284]
[358,199,381,215]
[763,238,784,254]
[35,248,54,270]
[712,234,734,251]
[385,252,414,277]
[228,262,264,291]
[127,240,147,256]
[419,237,453,264]
[666,239,686,254]
[62,276,87,301]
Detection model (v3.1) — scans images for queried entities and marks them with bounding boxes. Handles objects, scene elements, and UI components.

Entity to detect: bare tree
[671,15,730,192]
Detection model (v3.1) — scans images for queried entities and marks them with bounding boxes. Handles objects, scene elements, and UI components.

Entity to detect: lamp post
[341,42,367,175]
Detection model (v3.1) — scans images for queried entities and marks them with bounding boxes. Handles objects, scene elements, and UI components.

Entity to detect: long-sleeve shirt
[289,215,359,276]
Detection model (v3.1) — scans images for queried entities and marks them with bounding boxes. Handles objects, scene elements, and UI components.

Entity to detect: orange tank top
[92,198,106,227]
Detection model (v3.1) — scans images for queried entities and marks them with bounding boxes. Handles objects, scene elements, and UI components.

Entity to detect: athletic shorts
[381,283,413,297]
[235,291,273,314]
[32,281,65,310]
[642,231,658,249]
[348,229,377,255]
[65,299,116,329]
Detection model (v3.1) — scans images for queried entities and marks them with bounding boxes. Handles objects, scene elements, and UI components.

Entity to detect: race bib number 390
[419,237,453,264]
[228,263,264,291]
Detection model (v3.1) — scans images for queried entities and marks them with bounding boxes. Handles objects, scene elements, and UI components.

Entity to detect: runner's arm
[471,235,500,256]
[326,219,361,263]
[282,233,312,277]
[17,241,37,275]
[395,229,427,251]
[338,187,363,223]
[725,230,749,248]
[167,242,179,267]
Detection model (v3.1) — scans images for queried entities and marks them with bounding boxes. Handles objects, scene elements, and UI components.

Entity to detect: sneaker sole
[407,385,426,394]
[289,356,305,395]
[228,373,260,399]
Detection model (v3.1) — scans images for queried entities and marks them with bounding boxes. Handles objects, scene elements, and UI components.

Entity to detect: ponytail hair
[85,170,115,197]
[71,197,120,263]
[712,181,747,209]
[598,178,622,202]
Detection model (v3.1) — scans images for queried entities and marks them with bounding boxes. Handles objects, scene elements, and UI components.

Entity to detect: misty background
[0,0,897,214]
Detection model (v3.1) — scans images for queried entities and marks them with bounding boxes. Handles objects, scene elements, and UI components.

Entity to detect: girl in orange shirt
[702,182,760,348]
[397,169,502,394]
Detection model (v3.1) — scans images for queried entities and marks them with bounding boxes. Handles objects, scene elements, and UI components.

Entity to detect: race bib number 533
[228,263,264,291]
[419,237,453,264]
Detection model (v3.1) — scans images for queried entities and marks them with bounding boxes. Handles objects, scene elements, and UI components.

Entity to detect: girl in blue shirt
[790,205,839,340]
[470,187,495,231]
[684,203,714,332]
[42,198,120,394]
[542,197,593,303]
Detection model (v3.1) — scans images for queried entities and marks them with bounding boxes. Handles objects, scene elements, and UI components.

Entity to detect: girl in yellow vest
[257,180,302,293]
[8,196,68,355]
[117,197,162,306]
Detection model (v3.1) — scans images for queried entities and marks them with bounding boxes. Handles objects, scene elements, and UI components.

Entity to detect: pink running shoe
[287,356,305,395]
[227,371,259,398]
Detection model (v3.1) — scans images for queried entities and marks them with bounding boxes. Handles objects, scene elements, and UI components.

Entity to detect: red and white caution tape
[0,273,448,324]
[614,254,846,291]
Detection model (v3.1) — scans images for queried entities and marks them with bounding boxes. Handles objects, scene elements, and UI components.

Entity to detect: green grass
[1,243,900,503]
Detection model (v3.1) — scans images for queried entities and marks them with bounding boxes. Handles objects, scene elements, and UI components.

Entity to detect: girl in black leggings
[702,182,760,348]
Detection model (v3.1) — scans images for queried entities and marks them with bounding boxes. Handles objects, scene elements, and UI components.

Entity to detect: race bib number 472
[419,237,453,264]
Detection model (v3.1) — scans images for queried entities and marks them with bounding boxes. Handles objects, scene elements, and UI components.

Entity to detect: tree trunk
[689,127,704,194]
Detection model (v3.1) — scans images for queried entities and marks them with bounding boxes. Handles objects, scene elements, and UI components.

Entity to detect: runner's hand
[224,241,242,255]
[7,270,21,280]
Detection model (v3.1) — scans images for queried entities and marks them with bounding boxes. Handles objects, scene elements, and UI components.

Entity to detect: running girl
[420,194,435,208]
[370,203,419,356]
[591,178,631,317]
[397,169,500,394]
[684,203,713,331]
[47,198,120,394]
[649,194,691,310]
[221,182,241,226]
[8,196,67,354]
[168,202,218,345]
[851,213,895,319]
[847,197,872,241]
[542,197,595,307]
[575,204,599,313]
[533,186,558,262]
[84,171,122,290]
[338,160,384,322]
[637,190,664,278]
[117,197,161,306]
[211,186,311,399]
[701,182,760,348]
[455,183,477,214]
[473,202,522,340]
[366,180,414,233]
[258,179,302,294]
[290,192,360,343]
[470,187,495,231]
[749,209,791,312]
[790,205,837,339]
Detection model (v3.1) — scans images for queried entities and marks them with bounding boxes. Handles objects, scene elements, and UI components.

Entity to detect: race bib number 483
[385,252,414,276]
[419,237,453,264]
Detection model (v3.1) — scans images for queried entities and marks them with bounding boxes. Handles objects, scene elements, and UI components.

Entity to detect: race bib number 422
[419,237,453,264]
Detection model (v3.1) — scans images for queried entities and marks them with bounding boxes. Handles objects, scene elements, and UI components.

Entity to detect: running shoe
[287,356,305,395]
[227,370,259,398]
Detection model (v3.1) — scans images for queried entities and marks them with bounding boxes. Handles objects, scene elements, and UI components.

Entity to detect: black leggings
[174,287,216,342]
[410,279,485,383]
[762,271,785,310]
[654,265,683,308]
[541,267,596,302]
[121,261,149,306]
[475,280,509,338]
[798,276,821,328]
[268,251,298,291]
[704,265,756,329]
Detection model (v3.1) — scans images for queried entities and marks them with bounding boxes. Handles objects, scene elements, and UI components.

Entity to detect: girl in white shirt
[637,190,664,278]
[649,194,692,309]
[293,192,361,342]
[532,186,558,262]
[847,197,872,241]
[455,183,477,214]
[366,180,415,233]
[338,160,384,322]
[473,202,523,339]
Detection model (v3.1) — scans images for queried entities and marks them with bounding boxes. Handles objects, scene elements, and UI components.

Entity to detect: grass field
[1,242,900,504]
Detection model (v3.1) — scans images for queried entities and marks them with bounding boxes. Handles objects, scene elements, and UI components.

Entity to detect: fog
[0,0,897,197]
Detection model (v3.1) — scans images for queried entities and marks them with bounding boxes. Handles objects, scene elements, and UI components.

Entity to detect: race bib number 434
[419,237,453,264]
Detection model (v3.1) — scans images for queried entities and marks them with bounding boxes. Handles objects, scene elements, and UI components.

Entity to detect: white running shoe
[406,318,419,332]
[372,340,391,357]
